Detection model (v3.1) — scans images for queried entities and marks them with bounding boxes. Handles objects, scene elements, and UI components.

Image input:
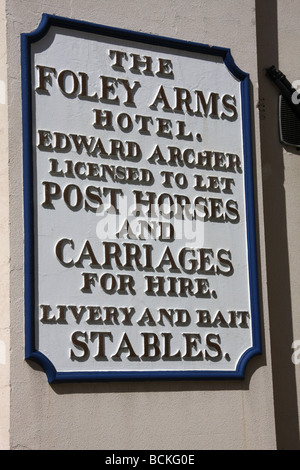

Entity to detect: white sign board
[22,15,261,382]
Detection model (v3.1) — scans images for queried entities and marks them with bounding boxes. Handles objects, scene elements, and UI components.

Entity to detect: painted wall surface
[2,0,300,450]
[276,0,300,448]
[0,0,10,451]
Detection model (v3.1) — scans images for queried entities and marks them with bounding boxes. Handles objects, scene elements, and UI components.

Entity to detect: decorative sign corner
[22,14,261,383]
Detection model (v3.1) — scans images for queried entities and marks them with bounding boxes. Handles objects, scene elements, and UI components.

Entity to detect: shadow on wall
[255,0,300,450]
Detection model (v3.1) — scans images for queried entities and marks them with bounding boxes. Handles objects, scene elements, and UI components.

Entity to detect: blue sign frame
[21,14,261,383]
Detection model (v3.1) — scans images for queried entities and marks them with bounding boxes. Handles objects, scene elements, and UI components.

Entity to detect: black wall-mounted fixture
[267,66,300,148]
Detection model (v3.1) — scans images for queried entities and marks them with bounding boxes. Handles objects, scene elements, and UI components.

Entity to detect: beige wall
[3,0,300,450]
[276,0,300,448]
[255,0,300,449]
[0,0,10,451]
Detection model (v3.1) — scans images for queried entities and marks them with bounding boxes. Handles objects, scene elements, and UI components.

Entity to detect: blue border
[21,14,261,383]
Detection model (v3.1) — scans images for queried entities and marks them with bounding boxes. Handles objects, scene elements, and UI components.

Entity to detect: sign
[22,14,261,383]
